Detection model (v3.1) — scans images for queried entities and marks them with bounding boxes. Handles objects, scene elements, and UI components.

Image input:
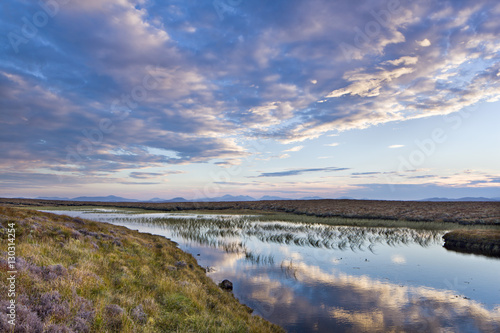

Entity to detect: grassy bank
[0,206,283,332]
[443,229,500,257]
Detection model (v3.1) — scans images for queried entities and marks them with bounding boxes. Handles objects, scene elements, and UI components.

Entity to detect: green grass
[0,206,283,332]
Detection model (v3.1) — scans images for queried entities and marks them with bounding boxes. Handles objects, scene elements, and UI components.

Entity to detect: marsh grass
[0,206,283,332]
[106,215,447,261]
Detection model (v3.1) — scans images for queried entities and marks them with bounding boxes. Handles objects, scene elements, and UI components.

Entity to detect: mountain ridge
[32,195,500,202]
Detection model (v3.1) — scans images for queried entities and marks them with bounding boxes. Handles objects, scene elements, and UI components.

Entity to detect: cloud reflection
[246,261,500,332]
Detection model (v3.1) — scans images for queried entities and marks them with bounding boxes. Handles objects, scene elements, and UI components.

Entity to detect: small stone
[219,279,233,291]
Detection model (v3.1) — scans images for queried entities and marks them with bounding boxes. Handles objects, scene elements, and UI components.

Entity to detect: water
[43,209,500,332]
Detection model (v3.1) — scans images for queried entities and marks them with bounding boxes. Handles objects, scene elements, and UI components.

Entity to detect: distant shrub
[105,304,124,331]
[34,291,69,320]
[131,304,147,323]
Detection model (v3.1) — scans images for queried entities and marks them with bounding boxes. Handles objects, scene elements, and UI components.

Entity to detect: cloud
[256,167,349,178]
[416,38,431,47]
[129,171,184,179]
[326,66,417,99]
[352,172,383,176]
[324,143,340,147]
[214,181,253,186]
[1,0,499,194]
[389,145,405,148]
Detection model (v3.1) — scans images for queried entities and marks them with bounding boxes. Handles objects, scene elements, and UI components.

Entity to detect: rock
[219,279,233,291]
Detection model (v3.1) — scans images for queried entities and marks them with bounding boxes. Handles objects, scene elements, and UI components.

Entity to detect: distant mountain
[202,195,328,201]
[422,197,500,202]
[167,197,188,202]
[71,195,139,202]
[301,196,325,200]
[147,197,166,202]
[148,197,188,203]
[260,195,293,201]
[203,194,256,202]
[27,194,334,203]
[37,196,70,200]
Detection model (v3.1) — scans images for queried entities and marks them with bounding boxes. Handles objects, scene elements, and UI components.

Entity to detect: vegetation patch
[443,229,500,257]
[0,206,283,332]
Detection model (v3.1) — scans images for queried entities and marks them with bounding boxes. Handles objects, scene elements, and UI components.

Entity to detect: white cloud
[284,145,304,152]
[416,38,431,47]
[326,66,416,98]
[383,56,419,66]
[325,143,339,147]
[389,145,405,149]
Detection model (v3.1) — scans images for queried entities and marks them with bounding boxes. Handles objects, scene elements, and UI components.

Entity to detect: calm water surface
[44,209,500,332]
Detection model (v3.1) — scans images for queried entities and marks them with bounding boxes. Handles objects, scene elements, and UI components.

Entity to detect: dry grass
[2,198,499,225]
[0,206,283,332]
[443,229,500,256]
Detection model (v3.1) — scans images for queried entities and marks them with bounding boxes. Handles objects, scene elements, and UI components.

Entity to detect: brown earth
[1,198,499,225]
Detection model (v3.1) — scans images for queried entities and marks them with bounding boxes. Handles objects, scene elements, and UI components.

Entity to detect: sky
[1,0,499,201]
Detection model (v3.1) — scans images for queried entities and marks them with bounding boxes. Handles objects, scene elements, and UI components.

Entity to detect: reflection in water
[245,261,500,332]
[44,211,500,332]
[110,216,444,255]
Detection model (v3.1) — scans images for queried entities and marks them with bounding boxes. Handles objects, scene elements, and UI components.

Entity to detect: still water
[44,209,500,332]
